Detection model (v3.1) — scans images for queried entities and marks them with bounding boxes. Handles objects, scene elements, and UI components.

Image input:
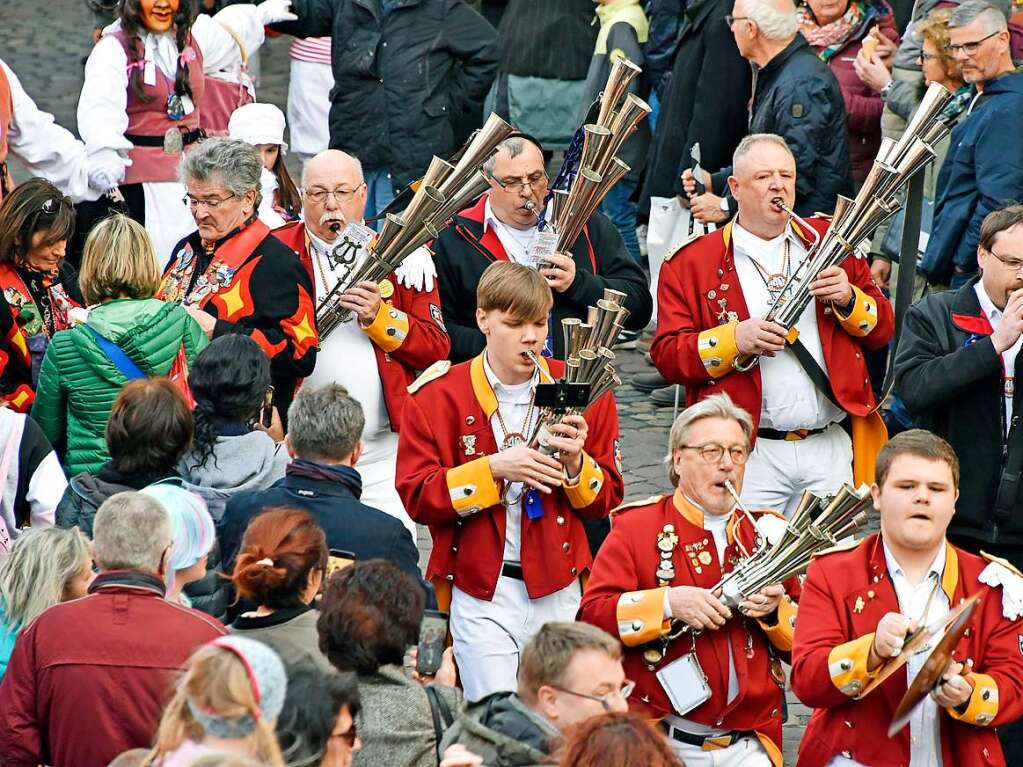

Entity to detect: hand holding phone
[416,610,449,677]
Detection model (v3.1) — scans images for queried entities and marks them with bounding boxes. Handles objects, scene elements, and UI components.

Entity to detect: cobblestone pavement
[2,3,808,758]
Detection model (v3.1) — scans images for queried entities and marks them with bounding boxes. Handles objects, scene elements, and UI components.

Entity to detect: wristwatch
[879,81,894,101]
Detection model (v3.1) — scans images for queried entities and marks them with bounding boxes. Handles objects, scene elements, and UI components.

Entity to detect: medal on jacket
[166,92,186,121]
[644,525,681,667]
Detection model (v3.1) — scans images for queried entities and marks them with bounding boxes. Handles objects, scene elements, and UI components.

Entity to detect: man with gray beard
[272,149,450,537]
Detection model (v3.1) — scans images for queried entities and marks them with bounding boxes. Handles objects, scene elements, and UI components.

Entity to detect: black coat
[219,472,423,582]
[710,35,854,217]
[640,0,751,209]
[276,0,499,191]
[894,278,1023,547]
[432,196,653,362]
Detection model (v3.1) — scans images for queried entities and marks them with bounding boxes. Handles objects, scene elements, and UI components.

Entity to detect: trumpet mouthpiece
[770,197,786,212]
[329,221,342,233]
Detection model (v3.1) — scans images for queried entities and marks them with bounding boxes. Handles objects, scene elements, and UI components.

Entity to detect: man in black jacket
[894,205,1023,570]
[218,383,422,582]
[433,136,652,362]
[273,0,499,218]
[683,0,853,221]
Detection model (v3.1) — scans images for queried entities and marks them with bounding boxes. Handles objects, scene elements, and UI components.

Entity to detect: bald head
[301,150,368,242]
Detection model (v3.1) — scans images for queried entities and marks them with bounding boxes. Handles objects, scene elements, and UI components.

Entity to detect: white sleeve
[193,10,266,78]
[1,60,94,203]
[25,451,66,528]
[77,34,132,187]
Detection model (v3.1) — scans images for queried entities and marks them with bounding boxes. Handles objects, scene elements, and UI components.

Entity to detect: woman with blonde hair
[31,214,208,475]
[0,526,93,678]
[139,635,288,767]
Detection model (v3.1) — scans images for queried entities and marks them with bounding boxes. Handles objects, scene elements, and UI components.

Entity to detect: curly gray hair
[179,137,263,199]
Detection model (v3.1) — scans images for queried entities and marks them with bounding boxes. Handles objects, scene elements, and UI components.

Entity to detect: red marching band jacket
[791,534,1023,767]
[579,492,799,766]
[273,220,450,430]
[395,354,624,604]
[650,218,894,482]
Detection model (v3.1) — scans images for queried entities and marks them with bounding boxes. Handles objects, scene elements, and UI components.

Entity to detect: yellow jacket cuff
[758,594,797,653]
[828,632,879,696]
[834,285,878,338]
[697,321,739,378]
[362,301,409,352]
[563,451,604,509]
[617,587,671,646]
[447,456,501,516]
[947,673,999,726]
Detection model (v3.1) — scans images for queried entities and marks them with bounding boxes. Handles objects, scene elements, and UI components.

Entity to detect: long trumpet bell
[437,113,514,200]
[596,57,642,126]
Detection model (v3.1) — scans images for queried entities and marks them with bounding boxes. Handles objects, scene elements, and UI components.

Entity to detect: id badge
[656,652,712,716]
[530,229,559,269]
[340,221,376,251]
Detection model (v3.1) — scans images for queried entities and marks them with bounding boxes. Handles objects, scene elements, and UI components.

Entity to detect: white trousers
[451,575,581,702]
[143,181,195,271]
[287,58,333,164]
[356,431,416,541]
[740,423,853,517]
[667,736,773,766]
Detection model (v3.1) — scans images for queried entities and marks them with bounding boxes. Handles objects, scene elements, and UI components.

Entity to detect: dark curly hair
[276,665,361,767]
[317,560,425,675]
[187,334,270,472]
[0,179,75,265]
[119,0,199,105]
[231,507,328,610]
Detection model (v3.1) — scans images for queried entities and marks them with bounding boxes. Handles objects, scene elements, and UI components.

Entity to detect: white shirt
[303,230,392,460]
[731,221,843,431]
[974,281,1022,435]
[483,198,539,267]
[483,352,538,564]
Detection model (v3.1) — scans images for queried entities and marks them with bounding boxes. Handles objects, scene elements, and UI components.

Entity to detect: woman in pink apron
[77,0,295,269]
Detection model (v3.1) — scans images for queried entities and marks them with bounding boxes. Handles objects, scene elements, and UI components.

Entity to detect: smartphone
[416,609,449,676]
[326,549,357,578]
[260,385,276,428]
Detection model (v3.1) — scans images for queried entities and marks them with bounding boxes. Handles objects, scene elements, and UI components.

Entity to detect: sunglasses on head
[40,197,71,216]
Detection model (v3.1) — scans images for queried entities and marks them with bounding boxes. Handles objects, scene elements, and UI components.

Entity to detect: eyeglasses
[986,248,1023,273]
[725,14,751,27]
[679,443,751,465]
[182,193,237,210]
[490,171,548,194]
[918,51,944,62]
[304,184,366,204]
[549,680,636,712]
[40,197,71,215]
[948,30,999,56]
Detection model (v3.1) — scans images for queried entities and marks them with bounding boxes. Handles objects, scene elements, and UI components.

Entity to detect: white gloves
[88,165,123,194]
[395,246,437,293]
[257,0,297,25]
[979,559,1023,620]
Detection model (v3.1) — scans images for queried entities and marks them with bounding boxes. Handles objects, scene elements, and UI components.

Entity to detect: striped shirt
[289,36,331,65]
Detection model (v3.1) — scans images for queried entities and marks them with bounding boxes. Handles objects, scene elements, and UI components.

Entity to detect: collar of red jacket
[863,532,960,603]
[459,192,490,224]
[88,569,167,597]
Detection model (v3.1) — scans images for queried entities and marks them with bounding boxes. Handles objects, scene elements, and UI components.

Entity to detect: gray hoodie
[177,432,289,520]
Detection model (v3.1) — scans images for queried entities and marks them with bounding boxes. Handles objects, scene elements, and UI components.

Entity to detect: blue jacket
[922,70,1023,284]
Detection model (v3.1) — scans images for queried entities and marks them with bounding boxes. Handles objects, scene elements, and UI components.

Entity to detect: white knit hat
[228,102,288,154]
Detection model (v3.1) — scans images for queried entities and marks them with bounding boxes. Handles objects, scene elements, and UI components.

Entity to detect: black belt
[501,562,524,580]
[661,723,754,749]
[125,128,206,148]
[757,424,830,441]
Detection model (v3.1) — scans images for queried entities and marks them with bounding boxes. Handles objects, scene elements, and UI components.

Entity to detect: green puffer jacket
[31,298,209,476]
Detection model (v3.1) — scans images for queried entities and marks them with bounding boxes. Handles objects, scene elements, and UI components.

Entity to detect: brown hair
[876,429,960,489]
[918,8,963,84]
[106,379,193,476]
[979,203,1023,254]
[142,642,284,767]
[558,712,682,767]
[119,0,199,105]
[0,179,74,265]
[317,560,425,674]
[477,261,553,322]
[231,507,328,610]
[271,153,302,218]
[517,622,622,704]
[78,214,161,305]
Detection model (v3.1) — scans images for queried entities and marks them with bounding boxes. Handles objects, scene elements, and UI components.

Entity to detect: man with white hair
[581,394,798,766]
[921,0,1023,289]
[683,0,853,222]
[272,149,449,536]
[653,134,892,516]
[0,492,226,767]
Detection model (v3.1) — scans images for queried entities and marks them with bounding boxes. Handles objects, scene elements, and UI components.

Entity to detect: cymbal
[856,592,977,700]
[888,594,982,737]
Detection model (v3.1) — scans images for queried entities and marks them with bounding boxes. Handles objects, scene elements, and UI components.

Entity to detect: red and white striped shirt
[289,36,332,65]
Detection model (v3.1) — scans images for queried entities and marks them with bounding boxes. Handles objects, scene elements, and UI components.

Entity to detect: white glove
[88,165,122,194]
[257,0,297,25]
[395,246,437,293]
[979,559,1023,620]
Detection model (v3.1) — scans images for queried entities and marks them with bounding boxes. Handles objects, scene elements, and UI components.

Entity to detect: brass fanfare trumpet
[732,82,955,371]
[315,113,514,341]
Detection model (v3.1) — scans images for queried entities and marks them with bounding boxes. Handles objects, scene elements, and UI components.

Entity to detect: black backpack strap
[425,685,454,763]
[788,337,841,410]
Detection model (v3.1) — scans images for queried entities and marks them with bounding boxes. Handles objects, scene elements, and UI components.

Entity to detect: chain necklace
[496,383,538,506]
[743,238,792,307]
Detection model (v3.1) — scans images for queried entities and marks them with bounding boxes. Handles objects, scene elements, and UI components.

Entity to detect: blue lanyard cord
[539,126,587,231]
